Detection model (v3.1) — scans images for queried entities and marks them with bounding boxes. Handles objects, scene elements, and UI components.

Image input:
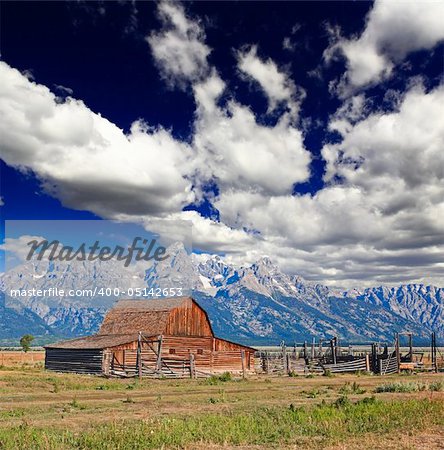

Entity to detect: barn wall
[108,341,139,351]
[214,338,249,352]
[214,338,255,371]
[164,299,213,337]
[45,348,103,374]
[161,335,212,370]
[107,335,254,374]
[162,336,253,373]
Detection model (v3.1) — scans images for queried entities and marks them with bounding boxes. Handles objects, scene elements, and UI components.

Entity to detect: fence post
[282,344,287,374]
[365,354,370,372]
[156,336,163,372]
[189,353,195,379]
[241,350,246,379]
[431,332,438,373]
[137,331,142,380]
[408,333,413,362]
[103,351,110,377]
[331,338,337,365]
[395,333,401,373]
[371,343,377,374]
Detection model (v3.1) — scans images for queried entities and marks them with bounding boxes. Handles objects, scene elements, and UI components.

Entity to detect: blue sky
[1,1,443,287]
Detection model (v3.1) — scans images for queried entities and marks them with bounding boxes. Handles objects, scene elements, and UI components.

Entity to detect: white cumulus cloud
[237,45,302,113]
[2,0,443,288]
[0,61,194,218]
[325,0,444,95]
[192,72,311,196]
[147,1,210,88]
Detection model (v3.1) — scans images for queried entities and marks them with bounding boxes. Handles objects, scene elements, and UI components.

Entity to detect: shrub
[357,395,377,405]
[204,372,232,385]
[339,381,366,395]
[429,381,444,392]
[219,371,232,382]
[374,382,428,393]
[69,398,86,410]
[334,395,351,408]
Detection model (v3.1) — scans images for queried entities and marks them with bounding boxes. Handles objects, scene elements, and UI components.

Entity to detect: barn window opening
[197,349,203,355]
[169,348,176,354]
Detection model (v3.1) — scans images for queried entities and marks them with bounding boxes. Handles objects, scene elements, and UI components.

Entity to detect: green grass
[429,380,444,392]
[301,387,328,398]
[201,371,233,385]
[0,398,442,449]
[0,409,26,419]
[0,371,143,392]
[339,381,366,395]
[374,381,438,393]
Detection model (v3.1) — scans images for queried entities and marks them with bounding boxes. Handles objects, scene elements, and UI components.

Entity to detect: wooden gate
[106,334,195,378]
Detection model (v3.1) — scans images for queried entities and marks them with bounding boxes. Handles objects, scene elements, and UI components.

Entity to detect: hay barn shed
[45,297,256,377]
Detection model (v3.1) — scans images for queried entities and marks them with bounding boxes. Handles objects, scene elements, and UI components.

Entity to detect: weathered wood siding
[106,335,255,375]
[45,348,103,374]
[164,299,213,337]
[214,338,248,351]
[162,335,212,371]
[322,357,368,373]
[162,336,253,372]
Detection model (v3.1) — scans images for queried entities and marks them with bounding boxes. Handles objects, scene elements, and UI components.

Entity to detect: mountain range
[1,243,442,346]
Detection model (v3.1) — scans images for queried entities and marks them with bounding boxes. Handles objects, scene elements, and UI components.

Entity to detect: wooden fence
[254,350,403,376]
[322,356,369,373]
[106,342,250,379]
[378,355,399,375]
[107,349,195,378]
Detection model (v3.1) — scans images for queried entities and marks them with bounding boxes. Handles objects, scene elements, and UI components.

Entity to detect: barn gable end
[164,297,213,337]
[98,297,214,337]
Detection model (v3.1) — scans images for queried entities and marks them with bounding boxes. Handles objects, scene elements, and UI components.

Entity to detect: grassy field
[0,353,443,449]
[0,350,45,367]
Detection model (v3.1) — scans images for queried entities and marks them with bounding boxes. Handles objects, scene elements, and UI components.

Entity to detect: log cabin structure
[45,297,256,377]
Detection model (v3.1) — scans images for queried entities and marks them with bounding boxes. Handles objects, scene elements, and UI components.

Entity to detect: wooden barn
[45,297,256,377]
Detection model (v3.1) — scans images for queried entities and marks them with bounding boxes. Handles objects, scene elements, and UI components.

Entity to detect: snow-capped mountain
[0,256,145,337]
[1,242,442,344]
[346,285,444,335]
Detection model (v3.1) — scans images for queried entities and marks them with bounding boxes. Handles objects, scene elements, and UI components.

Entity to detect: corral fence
[322,357,370,374]
[254,332,443,376]
[254,348,396,376]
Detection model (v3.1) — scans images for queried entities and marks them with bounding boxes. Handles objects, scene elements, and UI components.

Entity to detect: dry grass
[0,355,443,449]
[0,350,45,367]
